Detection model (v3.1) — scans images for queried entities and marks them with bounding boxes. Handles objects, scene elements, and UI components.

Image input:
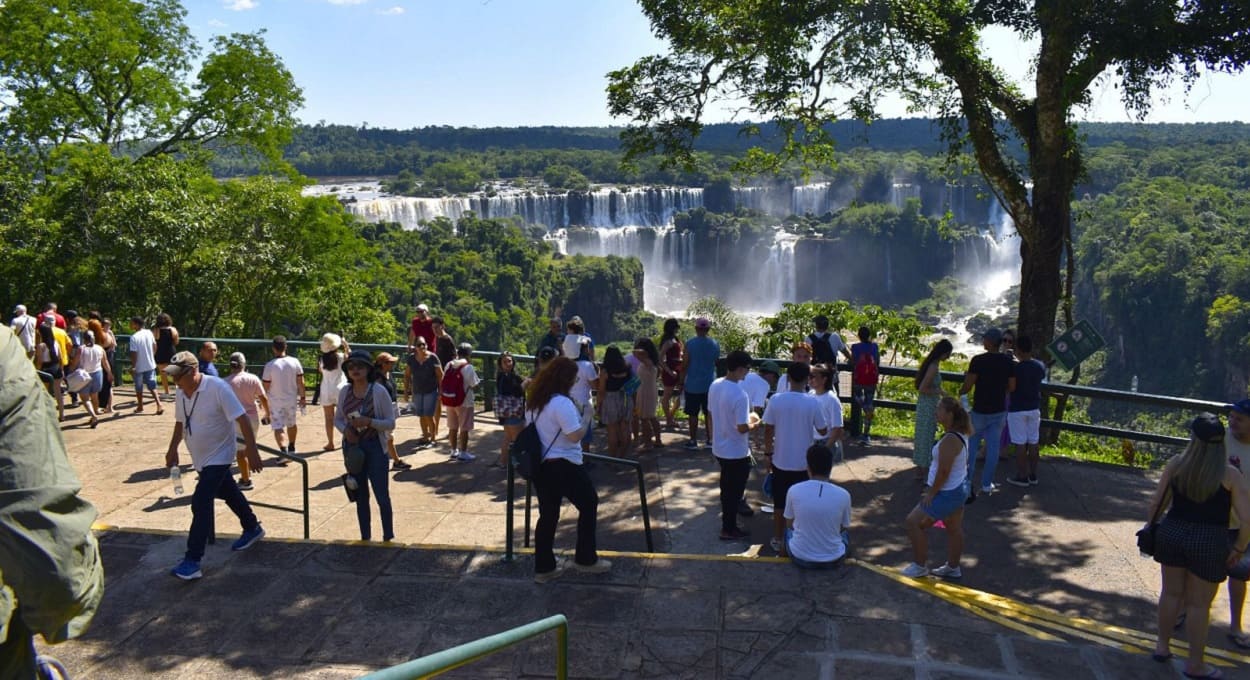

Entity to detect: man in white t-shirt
[763,362,828,555]
[784,444,852,567]
[128,316,162,415]
[443,343,482,462]
[10,304,36,359]
[708,351,760,541]
[262,335,305,455]
[163,352,265,581]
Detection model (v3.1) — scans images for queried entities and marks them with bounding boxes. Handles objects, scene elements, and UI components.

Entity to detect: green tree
[0,0,302,168]
[607,0,1250,351]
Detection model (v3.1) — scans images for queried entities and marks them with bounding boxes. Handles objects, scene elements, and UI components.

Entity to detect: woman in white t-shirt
[526,357,610,583]
[75,330,110,428]
[809,364,845,454]
[318,333,349,451]
[902,396,972,580]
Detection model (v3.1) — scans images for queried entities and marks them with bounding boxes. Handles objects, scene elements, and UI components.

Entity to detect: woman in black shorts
[1149,414,1250,679]
[153,312,179,396]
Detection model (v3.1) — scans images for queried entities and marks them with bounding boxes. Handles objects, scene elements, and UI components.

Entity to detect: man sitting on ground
[784,444,852,568]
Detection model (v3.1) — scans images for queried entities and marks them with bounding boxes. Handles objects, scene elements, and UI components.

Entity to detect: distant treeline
[210,119,1250,179]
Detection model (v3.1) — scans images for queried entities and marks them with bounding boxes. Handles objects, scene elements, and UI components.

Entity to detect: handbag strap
[535,404,562,464]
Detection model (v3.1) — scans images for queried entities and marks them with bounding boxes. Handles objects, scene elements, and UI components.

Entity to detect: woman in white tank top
[902,396,973,580]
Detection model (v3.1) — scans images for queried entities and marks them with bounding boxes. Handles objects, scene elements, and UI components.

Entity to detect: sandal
[1182,667,1222,679]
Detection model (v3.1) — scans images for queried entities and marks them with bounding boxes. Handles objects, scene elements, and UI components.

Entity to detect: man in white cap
[408,303,435,352]
[9,304,36,360]
[163,351,265,580]
[224,352,270,490]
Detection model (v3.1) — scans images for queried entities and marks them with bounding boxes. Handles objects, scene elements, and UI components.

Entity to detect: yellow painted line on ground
[90,523,789,562]
[852,559,1249,667]
[852,560,1060,641]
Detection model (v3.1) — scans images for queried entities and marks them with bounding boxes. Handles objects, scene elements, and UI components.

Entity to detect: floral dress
[913,367,943,468]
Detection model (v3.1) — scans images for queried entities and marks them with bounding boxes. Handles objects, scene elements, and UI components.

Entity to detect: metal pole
[524,479,533,548]
[301,457,310,540]
[636,464,654,553]
[556,618,569,680]
[504,463,515,562]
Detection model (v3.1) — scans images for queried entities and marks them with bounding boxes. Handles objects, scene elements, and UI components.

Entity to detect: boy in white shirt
[763,362,828,554]
[443,343,482,461]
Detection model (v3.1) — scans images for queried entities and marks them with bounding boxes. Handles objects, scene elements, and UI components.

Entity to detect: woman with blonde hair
[902,396,972,580]
[1150,414,1250,679]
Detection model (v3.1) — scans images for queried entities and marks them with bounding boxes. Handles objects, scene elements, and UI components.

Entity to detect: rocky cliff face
[551,256,646,342]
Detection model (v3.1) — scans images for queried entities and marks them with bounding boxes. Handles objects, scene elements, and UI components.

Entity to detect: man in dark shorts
[762,362,828,555]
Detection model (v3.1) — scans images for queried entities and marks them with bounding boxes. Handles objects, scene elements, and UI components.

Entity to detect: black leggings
[534,459,599,573]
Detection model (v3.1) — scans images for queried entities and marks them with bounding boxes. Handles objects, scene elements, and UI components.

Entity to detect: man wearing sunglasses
[163,352,265,581]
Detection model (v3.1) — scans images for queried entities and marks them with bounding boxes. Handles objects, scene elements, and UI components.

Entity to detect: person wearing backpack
[849,326,880,446]
[442,342,481,462]
[525,357,609,583]
[809,315,851,396]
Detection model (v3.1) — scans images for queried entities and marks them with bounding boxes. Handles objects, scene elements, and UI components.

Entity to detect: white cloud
[208,18,228,28]
[224,0,257,10]
[327,0,368,5]
[377,6,404,15]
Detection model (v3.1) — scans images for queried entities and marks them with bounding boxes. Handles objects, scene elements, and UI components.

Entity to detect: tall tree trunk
[1016,195,1066,352]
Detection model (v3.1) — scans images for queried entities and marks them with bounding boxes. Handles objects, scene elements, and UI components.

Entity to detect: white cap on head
[417,303,430,312]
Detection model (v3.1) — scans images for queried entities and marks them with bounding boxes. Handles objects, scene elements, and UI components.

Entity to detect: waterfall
[755,233,799,313]
[792,183,833,215]
[890,182,921,209]
[340,186,703,231]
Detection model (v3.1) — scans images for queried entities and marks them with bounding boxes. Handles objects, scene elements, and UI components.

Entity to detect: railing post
[524,479,533,548]
[504,462,515,562]
[556,618,569,680]
[636,464,654,553]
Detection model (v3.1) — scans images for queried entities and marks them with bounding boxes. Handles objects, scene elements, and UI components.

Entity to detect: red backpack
[852,347,878,386]
[440,363,467,407]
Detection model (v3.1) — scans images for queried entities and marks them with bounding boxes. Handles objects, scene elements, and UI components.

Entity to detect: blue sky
[185,0,1250,129]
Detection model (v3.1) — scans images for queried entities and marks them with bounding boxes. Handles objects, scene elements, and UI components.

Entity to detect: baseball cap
[457,342,474,356]
[1230,399,1250,416]
[376,352,398,364]
[982,328,1003,344]
[759,360,781,375]
[694,317,711,329]
[229,352,247,368]
[162,351,198,378]
[343,349,374,370]
[1191,413,1225,443]
[13,304,25,315]
[417,303,429,312]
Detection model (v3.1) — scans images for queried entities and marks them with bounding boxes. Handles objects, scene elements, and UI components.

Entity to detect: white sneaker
[449,448,459,459]
[571,558,612,574]
[981,483,999,494]
[900,563,930,578]
[931,564,962,579]
[534,563,566,584]
[456,451,477,462]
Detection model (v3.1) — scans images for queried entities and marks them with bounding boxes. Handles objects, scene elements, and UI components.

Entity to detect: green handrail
[359,614,568,680]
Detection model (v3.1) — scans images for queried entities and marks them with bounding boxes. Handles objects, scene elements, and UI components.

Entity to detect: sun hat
[343,349,374,370]
[319,333,343,353]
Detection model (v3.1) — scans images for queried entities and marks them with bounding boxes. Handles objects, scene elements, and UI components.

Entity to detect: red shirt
[43,312,66,329]
[410,317,435,348]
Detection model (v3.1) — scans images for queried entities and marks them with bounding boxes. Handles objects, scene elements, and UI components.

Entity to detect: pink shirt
[225,371,266,418]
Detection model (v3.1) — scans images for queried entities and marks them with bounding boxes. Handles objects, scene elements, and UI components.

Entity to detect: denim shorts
[412,391,438,417]
[86,370,104,395]
[134,369,156,391]
[921,480,970,521]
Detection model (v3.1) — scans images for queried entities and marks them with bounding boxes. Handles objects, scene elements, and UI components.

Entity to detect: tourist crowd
[12,300,1250,677]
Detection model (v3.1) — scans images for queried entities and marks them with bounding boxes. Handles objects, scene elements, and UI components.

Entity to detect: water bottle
[170,466,184,496]
[299,404,307,417]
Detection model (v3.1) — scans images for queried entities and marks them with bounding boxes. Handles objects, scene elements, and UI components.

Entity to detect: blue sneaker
[171,559,202,580]
[232,525,265,551]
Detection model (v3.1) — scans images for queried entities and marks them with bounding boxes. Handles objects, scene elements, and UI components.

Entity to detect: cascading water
[754,233,799,314]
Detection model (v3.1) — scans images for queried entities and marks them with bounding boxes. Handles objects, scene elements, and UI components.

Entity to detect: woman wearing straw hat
[318,332,349,451]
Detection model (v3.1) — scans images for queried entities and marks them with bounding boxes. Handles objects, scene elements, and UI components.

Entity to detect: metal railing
[504,451,655,561]
[208,439,310,542]
[359,614,569,680]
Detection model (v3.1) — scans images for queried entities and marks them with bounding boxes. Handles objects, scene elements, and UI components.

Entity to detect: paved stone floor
[36,388,1250,678]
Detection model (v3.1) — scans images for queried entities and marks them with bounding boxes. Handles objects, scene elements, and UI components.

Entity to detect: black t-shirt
[406,354,441,394]
[1010,359,1046,412]
[435,336,456,367]
[968,352,1014,414]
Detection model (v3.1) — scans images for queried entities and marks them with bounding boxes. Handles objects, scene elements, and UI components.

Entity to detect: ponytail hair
[938,395,972,435]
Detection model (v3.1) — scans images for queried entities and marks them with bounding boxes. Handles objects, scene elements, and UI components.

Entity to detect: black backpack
[510,408,561,481]
[809,332,836,365]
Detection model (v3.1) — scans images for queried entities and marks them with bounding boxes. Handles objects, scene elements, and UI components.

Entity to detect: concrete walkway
[41,387,1250,678]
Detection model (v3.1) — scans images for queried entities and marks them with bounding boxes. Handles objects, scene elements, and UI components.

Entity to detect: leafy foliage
[754,301,933,364]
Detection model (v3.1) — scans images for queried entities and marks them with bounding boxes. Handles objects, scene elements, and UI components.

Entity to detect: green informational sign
[1047,320,1106,370]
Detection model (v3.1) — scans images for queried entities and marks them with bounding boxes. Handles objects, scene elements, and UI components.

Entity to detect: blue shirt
[1010,358,1046,412]
[683,335,720,394]
[199,360,219,377]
